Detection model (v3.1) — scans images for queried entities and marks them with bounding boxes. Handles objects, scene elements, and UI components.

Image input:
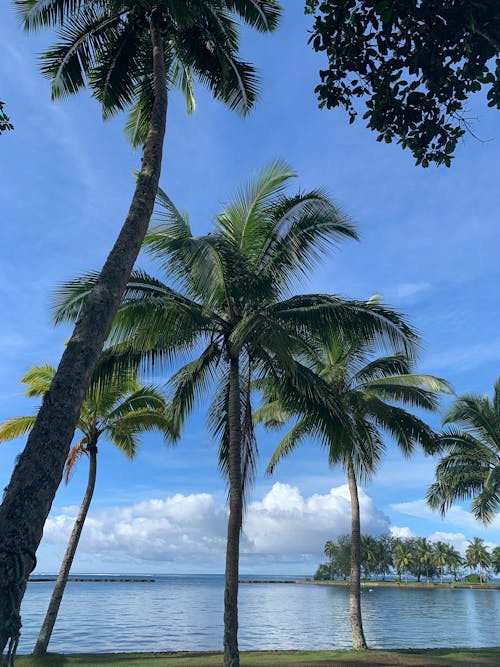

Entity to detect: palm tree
[444,543,463,582]
[361,535,378,580]
[491,546,500,575]
[465,537,491,584]
[324,540,336,580]
[53,161,419,667]
[257,331,449,649]
[432,541,449,583]
[0,362,173,656]
[414,537,435,583]
[392,539,414,583]
[0,2,280,654]
[427,378,500,525]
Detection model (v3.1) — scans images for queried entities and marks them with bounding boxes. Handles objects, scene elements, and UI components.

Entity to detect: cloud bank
[43,483,390,568]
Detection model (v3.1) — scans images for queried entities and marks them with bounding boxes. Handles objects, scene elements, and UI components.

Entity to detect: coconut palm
[414,537,435,583]
[0,362,173,656]
[491,546,500,575]
[465,537,491,584]
[53,161,420,666]
[432,541,449,583]
[324,540,336,580]
[427,379,500,525]
[444,543,463,582]
[257,331,450,649]
[392,539,414,583]
[361,535,378,580]
[0,2,280,654]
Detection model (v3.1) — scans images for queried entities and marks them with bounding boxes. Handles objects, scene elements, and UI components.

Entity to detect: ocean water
[18,575,500,653]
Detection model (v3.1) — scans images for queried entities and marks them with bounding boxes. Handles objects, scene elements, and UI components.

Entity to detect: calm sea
[18,574,500,653]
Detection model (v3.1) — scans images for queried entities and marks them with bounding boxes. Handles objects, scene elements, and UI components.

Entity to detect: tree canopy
[305,0,500,167]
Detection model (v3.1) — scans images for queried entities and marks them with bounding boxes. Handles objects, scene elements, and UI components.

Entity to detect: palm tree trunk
[0,8,167,657]
[33,445,98,656]
[346,458,368,651]
[224,355,243,667]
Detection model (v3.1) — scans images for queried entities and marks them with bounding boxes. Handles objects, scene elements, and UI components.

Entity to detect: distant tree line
[316,535,500,585]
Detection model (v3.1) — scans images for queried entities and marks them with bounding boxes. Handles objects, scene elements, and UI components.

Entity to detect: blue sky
[0,4,499,575]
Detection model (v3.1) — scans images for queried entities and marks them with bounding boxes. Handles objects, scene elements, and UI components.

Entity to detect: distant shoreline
[29,577,155,583]
[239,579,500,590]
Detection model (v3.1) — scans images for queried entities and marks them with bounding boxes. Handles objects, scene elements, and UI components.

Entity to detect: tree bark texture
[0,8,167,657]
[223,355,243,667]
[33,445,98,656]
[346,458,368,650]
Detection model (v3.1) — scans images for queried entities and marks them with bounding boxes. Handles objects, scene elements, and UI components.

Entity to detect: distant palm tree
[443,543,463,582]
[324,540,336,580]
[257,332,449,649]
[0,362,173,656]
[427,379,500,524]
[465,537,491,584]
[432,541,449,583]
[392,539,414,583]
[492,546,500,575]
[361,535,378,580]
[54,162,413,666]
[414,537,435,583]
[0,2,280,654]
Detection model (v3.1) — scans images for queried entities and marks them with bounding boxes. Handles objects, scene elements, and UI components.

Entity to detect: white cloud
[391,498,500,543]
[244,483,390,559]
[390,526,416,539]
[427,531,469,554]
[42,483,391,567]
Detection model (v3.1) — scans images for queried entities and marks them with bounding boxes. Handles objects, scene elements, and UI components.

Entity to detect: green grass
[13,648,500,667]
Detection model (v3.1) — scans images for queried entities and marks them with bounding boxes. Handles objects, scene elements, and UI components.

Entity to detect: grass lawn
[14,648,500,667]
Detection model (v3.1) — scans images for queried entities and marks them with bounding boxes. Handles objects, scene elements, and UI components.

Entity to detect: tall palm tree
[53,161,418,667]
[0,2,280,655]
[257,332,450,649]
[414,537,435,583]
[465,537,491,584]
[324,540,336,580]
[392,539,414,583]
[427,378,500,525]
[444,543,462,582]
[0,362,173,656]
[432,541,449,583]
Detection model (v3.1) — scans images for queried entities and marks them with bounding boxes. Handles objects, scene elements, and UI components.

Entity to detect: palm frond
[103,385,167,424]
[270,295,419,357]
[41,5,122,100]
[0,416,37,442]
[16,0,89,30]
[52,271,100,324]
[224,0,281,32]
[353,354,413,383]
[174,14,258,115]
[64,438,88,482]
[21,363,56,397]
[217,160,295,251]
[266,417,310,474]
[256,190,357,293]
[169,342,222,429]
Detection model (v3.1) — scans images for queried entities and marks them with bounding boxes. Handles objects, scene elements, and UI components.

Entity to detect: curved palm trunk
[0,9,167,657]
[224,355,243,667]
[33,445,97,656]
[346,458,368,650]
